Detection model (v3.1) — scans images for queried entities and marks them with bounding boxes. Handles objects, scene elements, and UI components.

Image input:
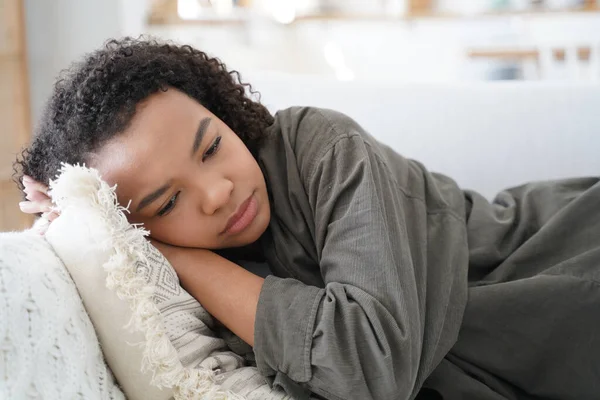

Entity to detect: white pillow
[0,230,126,399]
[44,164,288,400]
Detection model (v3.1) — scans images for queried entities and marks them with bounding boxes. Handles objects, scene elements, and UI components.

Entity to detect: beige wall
[1,0,32,231]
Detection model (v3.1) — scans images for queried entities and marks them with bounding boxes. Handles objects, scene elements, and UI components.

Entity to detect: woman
[17,38,600,400]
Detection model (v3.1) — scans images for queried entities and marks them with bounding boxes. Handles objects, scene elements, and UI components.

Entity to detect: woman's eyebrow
[136,182,171,212]
[191,117,212,157]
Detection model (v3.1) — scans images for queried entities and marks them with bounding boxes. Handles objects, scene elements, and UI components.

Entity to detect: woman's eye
[202,136,222,161]
[157,191,180,217]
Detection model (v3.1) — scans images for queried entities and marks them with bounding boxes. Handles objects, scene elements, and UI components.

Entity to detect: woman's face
[90,88,271,249]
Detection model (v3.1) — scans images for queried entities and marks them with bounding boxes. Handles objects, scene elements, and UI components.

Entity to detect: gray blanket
[423,177,600,400]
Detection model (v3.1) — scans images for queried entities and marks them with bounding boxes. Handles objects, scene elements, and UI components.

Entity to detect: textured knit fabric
[0,230,125,400]
[254,107,469,400]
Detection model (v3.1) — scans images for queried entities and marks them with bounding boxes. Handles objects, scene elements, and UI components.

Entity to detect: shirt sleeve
[253,109,468,400]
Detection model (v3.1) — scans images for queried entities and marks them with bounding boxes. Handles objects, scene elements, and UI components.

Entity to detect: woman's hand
[19,175,59,223]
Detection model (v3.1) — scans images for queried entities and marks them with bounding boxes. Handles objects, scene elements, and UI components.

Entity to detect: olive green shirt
[254,107,469,400]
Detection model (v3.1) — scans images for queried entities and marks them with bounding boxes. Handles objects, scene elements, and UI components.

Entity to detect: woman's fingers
[25,189,50,202]
[42,211,60,222]
[19,199,53,214]
[20,176,60,222]
[20,176,55,213]
[22,176,49,195]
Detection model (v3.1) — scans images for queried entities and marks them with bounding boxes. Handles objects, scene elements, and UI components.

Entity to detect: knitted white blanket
[0,230,125,400]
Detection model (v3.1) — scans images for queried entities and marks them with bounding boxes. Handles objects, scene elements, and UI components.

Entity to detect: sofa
[2,80,599,399]
[249,77,600,199]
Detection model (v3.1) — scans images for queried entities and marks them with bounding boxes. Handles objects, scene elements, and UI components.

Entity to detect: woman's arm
[152,241,263,346]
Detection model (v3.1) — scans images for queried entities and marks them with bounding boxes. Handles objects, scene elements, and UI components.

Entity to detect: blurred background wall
[1,0,600,231]
[22,0,600,122]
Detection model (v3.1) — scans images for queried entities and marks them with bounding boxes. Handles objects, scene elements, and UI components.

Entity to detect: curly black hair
[14,37,274,191]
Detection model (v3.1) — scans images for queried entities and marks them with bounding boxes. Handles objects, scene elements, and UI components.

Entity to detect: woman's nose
[200,178,233,215]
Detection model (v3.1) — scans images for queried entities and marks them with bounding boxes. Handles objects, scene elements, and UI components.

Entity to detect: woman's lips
[222,194,258,235]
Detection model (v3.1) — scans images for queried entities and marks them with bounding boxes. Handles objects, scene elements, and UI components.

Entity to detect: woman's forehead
[91,107,189,188]
[90,90,220,203]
